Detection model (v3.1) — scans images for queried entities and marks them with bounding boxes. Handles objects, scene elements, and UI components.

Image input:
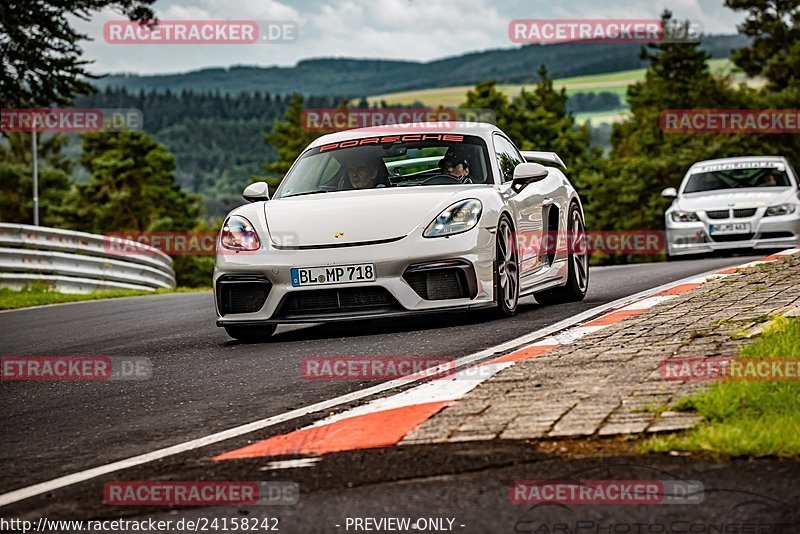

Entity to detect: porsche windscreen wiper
[284,189,329,198]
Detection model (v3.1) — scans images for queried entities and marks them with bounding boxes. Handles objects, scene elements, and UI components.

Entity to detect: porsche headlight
[423,199,482,238]
[671,211,699,222]
[220,215,261,251]
[765,204,796,217]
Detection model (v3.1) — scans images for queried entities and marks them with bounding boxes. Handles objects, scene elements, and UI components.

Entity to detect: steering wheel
[421,174,462,185]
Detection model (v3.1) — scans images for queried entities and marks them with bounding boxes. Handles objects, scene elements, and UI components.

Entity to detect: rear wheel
[493,216,519,316]
[535,203,589,305]
[223,324,277,342]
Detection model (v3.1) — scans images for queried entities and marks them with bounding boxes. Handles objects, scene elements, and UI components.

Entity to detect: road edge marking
[2,251,795,507]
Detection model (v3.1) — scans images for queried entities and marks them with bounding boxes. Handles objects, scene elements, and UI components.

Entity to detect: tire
[493,215,520,316]
[534,202,589,305]
[223,324,277,342]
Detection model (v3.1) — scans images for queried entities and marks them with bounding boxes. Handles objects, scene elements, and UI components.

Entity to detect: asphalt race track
[6,257,800,534]
[6,254,796,531]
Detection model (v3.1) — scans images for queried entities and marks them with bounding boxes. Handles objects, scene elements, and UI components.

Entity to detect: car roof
[309,121,502,147]
[689,155,788,170]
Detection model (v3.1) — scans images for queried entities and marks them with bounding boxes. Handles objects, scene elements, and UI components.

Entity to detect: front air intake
[403,260,477,301]
[217,275,271,315]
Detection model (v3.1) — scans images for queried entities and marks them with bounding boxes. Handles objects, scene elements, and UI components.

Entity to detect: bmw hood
[676,188,795,212]
[264,186,485,247]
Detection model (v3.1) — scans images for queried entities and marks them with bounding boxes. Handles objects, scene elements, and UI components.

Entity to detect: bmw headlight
[423,199,482,238]
[765,204,796,217]
[220,215,261,251]
[671,211,699,222]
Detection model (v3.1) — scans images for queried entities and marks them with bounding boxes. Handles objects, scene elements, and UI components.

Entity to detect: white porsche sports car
[663,156,800,259]
[214,122,588,341]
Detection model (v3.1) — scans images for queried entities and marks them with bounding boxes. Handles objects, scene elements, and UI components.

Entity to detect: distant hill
[93,35,749,97]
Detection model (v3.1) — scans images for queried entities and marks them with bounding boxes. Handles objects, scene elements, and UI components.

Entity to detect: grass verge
[642,316,800,458]
[0,285,209,310]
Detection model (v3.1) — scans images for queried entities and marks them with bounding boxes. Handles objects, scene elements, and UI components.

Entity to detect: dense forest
[94,35,748,96]
[70,87,622,217]
[71,90,347,217]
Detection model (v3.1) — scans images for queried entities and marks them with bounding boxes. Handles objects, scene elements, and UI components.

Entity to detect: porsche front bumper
[214,227,497,325]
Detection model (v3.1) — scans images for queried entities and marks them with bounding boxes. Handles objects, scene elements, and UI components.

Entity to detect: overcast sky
[74,0,747,75]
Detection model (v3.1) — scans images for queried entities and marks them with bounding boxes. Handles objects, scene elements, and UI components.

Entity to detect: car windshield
[683,167,791,193]
[275,134,492,198]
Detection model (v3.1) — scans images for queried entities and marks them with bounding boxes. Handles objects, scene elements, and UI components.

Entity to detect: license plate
[709,223,750,235]
[291,264,376,287]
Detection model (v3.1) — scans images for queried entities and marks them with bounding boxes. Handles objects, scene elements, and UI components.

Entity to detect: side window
[493,134,524,183]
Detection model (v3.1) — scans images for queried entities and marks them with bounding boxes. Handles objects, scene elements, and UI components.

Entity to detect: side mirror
[243,182,270,202]
[661,187,678,199]
[511,162,548,190]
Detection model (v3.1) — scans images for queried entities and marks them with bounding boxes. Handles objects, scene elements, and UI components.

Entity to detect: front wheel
[534,203,589,305]
[223,324,277,342]
[493,216,520,316]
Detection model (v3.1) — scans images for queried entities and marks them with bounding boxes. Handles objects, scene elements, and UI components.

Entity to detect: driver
[343,157,390,189]
[759,173,779,187]
[438,147,473,183]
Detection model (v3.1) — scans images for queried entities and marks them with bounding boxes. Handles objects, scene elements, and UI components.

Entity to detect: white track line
[0,259,780,508]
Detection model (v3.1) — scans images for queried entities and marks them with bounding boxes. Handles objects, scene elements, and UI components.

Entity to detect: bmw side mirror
[661,187,678,199]
[243,182,270,202]
[511,162,548,191]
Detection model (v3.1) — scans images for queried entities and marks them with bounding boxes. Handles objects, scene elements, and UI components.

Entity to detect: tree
[261,94,344,193]
[0,0,155,107]
[262,94,318,183]
[514,66,595,171]
[61,131,199,233]
[0,133,72,225]
[586,12,745,240]
[724,0,800,92]
[462,68,593,171]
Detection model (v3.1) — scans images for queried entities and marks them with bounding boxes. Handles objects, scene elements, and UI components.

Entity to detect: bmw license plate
[291,264,376,287]
[709,223,750,235]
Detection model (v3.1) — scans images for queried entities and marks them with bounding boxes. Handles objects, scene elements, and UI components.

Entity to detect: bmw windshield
[275,134,492,199]
[683,166,793,194]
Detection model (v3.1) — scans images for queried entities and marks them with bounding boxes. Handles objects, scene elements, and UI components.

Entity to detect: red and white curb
[3,251,797,508]
[214,248,800,461]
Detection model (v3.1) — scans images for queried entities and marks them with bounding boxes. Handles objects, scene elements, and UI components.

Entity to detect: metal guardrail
[0,224,176,293]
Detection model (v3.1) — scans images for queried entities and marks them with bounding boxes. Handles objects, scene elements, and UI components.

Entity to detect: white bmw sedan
[663,156,800,259]
[214,122,588,341]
